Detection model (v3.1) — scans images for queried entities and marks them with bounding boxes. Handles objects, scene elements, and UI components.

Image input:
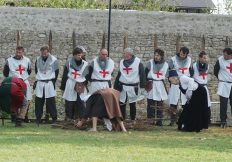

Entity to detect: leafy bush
[0,0,172,11]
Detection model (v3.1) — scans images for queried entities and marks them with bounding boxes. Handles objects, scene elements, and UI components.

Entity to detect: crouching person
[169,70,209,132]
[0,77,27,127]
[75,84,127,132]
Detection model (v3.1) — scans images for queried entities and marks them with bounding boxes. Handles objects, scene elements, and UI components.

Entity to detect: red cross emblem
[199,73,207,80]
[123,67,132,74]
[16,65,26,75]
[226,63,232,73]
[72,70,80,79]
[178,67,188,74]
[99,70,109,78]
[154,71,162,78]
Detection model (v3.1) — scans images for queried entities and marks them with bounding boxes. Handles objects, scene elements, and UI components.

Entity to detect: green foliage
[0,0,172,11]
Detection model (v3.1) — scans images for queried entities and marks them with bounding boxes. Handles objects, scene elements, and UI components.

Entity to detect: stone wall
[0,7,232,120]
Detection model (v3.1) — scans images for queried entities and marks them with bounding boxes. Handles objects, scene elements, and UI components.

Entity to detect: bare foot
[122,128,127,132]
[88,128,98,132]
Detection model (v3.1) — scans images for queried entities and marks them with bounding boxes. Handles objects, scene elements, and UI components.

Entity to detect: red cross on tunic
[99,70,109,78]
[226,63,232,73]
[16,65,26,75]
[123,67,133,74]
[72,70,80,79]
[154,71,162,78]
[178,67,188,74]
[199,73,207,80]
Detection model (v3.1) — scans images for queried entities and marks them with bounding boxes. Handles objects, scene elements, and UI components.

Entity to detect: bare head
[154,48,164,62]
[99,48,108,60]
[223,48,232,60]
[198,51,208,64]
[40,46,50,58]
[123,48,133,60]
[178,47,189,60]
[73,47,83,61]
[15,46,24,59]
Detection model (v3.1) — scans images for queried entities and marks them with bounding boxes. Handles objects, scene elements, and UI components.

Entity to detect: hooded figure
[175,75,209,132]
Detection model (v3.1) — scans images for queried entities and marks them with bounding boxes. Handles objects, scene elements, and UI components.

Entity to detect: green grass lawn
[0,122,232,162]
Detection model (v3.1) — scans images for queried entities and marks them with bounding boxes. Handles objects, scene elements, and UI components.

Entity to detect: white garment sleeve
[186,89,193,101]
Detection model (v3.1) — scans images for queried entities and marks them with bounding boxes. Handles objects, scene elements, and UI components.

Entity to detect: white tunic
[169,56,191,105]
[63,60,88,101]
[146,60,168,101]
[171,56,191,76]
[119,57,140,103]
[217,56,232,98]
[7,56,32,100]
[192,62,211,107]
[35,55,57,98]
[89,57,114,94]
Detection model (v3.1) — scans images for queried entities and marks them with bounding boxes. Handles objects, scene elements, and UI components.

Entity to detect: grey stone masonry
[0,7,231,121]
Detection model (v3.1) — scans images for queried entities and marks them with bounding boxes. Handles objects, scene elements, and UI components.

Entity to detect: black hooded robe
[177,84,209,132]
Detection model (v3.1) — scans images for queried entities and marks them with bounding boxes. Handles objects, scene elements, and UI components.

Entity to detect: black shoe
[156,121,163,126]
[220,123,227,128]
[24,116,29,123]
[45,114,50,123]
[11,114,16,123]
[36,119,41,127]
[15,118,23,127]
[52,118,57,124]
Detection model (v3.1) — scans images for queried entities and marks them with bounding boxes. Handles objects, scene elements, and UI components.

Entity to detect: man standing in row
[87,48,114,94]
[86,48,114,130]
[214,48,232,128]
[168,47,192,126]
[3,46,32,122]
[191,51,211,123]
[34,46,59,124]
[114,48,146,122]
[145,49,169,126]
[60,47,88,120]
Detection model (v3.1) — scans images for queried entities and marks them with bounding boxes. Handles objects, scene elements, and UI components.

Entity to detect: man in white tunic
[168,47,192,125]
[86,48,114,130]
[114,48,146,122]
[214,48,232,128]
[34,46,59,124]
[86,48,114,94]
[60,47,88,120]
[145,49,168,126]
[191,51,211,123]
[3,46,32,122]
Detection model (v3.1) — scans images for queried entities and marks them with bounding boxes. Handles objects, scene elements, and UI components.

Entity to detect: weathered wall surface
[0,7,231,119]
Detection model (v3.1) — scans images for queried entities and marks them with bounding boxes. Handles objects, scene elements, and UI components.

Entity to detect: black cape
[177,84,209,132]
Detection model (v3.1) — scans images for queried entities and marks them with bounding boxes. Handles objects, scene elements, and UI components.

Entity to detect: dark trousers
[65,95,85,120]
[219,90,232,124]
[35,96,57,122]
[120,101,136,120]
[170,104,182,124]
[147,99,163,123]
